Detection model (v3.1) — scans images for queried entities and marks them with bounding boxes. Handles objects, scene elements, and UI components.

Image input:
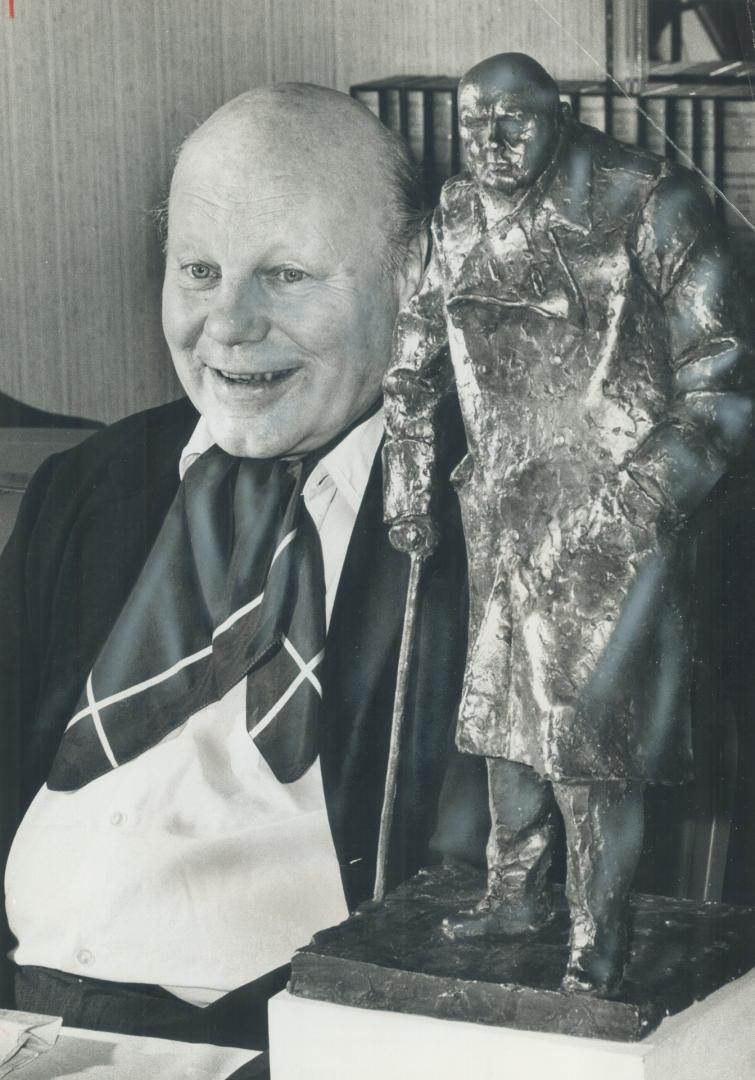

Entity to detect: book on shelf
[351,76,461,204]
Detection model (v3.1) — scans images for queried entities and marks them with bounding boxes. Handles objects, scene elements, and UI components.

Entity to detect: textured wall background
[0,0,605,422]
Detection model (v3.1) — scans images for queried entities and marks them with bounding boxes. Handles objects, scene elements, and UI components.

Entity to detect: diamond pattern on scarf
[46,445,326,790]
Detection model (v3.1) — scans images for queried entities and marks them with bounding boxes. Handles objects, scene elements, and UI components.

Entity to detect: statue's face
[459,83,560,195]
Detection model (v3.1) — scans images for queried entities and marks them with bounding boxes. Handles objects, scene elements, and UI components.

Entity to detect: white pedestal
[269,967,755,1080]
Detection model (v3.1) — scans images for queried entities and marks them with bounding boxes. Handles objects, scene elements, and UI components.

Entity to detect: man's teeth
[218,369,289,384]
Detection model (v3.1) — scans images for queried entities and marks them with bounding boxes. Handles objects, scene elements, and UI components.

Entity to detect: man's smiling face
[162,91,412,458]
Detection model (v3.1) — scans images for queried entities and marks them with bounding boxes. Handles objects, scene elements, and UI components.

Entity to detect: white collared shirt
[178,414,383,625]
[5,410,383,1006]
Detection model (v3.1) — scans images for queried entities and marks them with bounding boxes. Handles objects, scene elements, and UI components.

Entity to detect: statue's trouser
[484,758,645,988]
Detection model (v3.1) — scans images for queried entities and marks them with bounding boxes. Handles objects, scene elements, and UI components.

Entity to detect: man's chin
[205,417,298,460]
[196,379,308,459]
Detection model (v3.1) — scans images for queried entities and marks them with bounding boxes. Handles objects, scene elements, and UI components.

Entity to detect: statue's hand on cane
[388,515,439,559]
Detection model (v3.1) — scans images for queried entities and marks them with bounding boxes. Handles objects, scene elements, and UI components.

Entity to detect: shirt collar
[178,416,215,481]
[179,408,384,516]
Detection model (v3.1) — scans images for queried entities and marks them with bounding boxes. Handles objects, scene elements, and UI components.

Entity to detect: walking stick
[373,548,426,903]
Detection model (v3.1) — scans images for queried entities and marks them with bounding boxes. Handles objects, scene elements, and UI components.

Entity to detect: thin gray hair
[372,121,427,275]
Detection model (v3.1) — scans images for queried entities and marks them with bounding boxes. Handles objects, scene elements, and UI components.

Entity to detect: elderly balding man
[0,85,472,1049]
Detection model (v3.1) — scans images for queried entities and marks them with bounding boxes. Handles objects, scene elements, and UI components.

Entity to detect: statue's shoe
[441,901,552,942]
[560,962,620,995]
[560,933,625,994]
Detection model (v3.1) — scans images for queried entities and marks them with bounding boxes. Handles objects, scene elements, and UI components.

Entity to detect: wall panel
[0,0,604,422]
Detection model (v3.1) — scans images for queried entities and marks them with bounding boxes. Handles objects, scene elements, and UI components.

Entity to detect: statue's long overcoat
[384,120,755,784]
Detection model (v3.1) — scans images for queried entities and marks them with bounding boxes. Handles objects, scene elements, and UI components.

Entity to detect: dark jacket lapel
[319,449,409,904]
[18,398,198,806]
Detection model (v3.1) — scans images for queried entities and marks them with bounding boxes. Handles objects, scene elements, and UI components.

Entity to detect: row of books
[351,76,461,203]
[350,75,755,273]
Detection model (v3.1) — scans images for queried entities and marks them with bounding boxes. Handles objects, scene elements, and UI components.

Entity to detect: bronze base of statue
[289,862,755,1042]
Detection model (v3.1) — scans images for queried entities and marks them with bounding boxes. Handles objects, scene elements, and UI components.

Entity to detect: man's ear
[395,225,430,308]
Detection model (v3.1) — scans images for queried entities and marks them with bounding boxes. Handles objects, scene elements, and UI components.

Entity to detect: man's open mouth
[214,368,296,386]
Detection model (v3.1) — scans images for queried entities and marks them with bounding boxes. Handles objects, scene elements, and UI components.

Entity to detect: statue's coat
[384,120,755,784]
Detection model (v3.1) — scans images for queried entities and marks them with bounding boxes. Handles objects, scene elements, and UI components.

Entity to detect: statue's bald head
[168,83,421,271]
[459,53,560,115]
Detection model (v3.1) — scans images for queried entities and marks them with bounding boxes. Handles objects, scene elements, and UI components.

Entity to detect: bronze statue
[383,53,755,993]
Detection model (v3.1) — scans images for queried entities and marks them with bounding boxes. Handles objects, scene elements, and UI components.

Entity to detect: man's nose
[204,278,271,345]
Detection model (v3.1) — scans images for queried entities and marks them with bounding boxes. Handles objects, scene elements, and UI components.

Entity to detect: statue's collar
[538,121,593,233]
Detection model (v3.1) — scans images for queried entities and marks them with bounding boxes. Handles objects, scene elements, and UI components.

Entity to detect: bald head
[169,83,421,271]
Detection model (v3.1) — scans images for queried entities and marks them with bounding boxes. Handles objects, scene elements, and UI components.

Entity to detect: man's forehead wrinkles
[172,180,300,209]
[169,203,346,271]
[170,193,314,239]
[173,178,347,234]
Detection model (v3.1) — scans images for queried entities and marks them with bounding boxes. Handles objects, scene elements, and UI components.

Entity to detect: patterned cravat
[46,446,326,790]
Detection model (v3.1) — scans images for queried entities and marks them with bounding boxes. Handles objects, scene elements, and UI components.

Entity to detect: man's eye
[180,259,218,280]
[274,267,307,284]
[184,263,217,281]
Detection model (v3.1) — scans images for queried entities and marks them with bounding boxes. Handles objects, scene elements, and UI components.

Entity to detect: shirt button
[552,354,562,366]
[110,811,126,826]
[554,435,566,447]
[77,948,94,966]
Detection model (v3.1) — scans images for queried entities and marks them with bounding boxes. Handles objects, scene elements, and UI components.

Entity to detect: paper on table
[21,1026,260,1080]
[0,1010,62,1077]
